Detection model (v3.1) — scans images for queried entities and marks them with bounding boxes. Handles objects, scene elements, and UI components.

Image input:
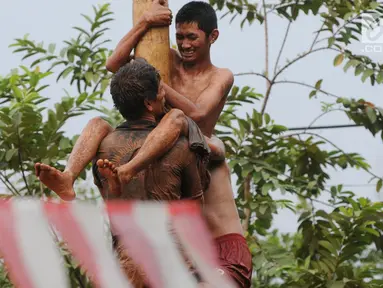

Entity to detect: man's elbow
[88,117,113,136]
[188,111,205,123]
[207,135,226,161]
[105,58,118,73]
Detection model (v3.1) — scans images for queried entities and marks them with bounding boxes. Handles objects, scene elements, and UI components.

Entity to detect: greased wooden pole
[133,0,171,84]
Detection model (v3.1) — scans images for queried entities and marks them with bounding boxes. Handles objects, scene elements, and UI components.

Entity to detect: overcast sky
[1,0,382,233]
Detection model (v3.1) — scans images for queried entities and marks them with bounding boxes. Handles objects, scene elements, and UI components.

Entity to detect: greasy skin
[93,123,204,204]
[166,50,242,238]
[169,55,227,137]
[93,121,205,286]
[204,162,242,238]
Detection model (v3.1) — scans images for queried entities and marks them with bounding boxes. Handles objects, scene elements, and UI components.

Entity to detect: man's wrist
[140,12,152,30]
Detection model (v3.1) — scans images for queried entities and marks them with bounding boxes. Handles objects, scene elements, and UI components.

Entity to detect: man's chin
[181,55,197,63]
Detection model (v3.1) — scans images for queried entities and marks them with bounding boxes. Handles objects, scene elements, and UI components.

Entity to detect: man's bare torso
[170,51,227,137]
[169,52,243,238]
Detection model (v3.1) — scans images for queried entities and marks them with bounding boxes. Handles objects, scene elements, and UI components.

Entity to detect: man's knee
[168,108,185,122]
[167,108,186,130]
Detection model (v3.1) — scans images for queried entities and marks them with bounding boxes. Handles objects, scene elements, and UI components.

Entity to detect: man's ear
[144,99,153,111]
[209,29,219,44]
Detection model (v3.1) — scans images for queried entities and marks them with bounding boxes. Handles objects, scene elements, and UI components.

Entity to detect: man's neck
[182,53,213,75]
[139,113,156,123]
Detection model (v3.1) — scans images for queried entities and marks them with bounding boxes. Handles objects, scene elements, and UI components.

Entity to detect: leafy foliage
[0,4,114,286]
[211,0,383,286]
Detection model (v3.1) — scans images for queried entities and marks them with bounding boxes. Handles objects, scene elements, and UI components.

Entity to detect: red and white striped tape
[0,199,235,288]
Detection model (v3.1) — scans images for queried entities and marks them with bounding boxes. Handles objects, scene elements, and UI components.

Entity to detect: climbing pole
[133,0,171,84]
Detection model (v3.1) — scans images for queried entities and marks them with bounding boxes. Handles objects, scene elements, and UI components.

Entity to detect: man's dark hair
[110,59,160,120]
[176,1,218,36]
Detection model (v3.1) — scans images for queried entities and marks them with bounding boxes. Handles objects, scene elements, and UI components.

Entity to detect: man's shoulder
[212,67,234,85]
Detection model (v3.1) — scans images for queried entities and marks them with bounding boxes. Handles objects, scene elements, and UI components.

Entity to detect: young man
[97,59,209,287]
[35,2,252,287]
[93,59,206,204]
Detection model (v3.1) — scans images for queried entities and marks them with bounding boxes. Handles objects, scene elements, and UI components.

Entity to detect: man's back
[92,119,204,203]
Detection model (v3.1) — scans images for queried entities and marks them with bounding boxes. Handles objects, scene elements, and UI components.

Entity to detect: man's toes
[39,163,52,171]
[97,159,105,168]
[107,162,114,170]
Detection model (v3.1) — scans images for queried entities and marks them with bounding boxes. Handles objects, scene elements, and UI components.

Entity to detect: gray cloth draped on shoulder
[185,116,211,191]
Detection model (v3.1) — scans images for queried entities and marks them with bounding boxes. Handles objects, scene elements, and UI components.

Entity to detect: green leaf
[361,69,374,83]
[57,66,74,81]
[343,59,358,72]
[376,72,383,84]
[366,107,377,124]
[48,43,56,54]
[318,240,337,255]
[12,86,23,100]
[355,64,364,76]
[231,86,239,97]
[370,1,380,9]
[261,183,273,195]
[5,149,17,161]
[100,78,109,92]
[67,50,75,63]
[328,37,335,47]
[315,79,323,90]
[377,179,382,192]
[333,54,344,66]
[264,113,271,124]
[360,227,380,237]
[259,205,268,215]
[47,109,57,129]
[330,281,344,288]
[76,93,87,106]
[85,72,93,84]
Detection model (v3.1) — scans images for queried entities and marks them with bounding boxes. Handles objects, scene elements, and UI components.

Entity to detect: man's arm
[116,109,188,182]
[205,135,226,162]
[163,69,234,123]
[116,110,225,183]
[106,0,172,73]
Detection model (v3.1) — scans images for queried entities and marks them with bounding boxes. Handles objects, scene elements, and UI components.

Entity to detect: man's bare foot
[34,163,76,201]
[96,159,122,197]
[115,163,135,185]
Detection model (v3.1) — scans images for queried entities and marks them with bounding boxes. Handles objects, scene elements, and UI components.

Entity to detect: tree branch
[260,0,272,116]
[0,172,20,196]
[273,80,340,98]
[273,47,341,81]
[274,21,292,76]
[309,23,325,51]
[17,129,31,195]
[242,174,252,232]
[234,72,271,83]
[260,83,272,115]
[304,109,347,133]
[263,0,269,80]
